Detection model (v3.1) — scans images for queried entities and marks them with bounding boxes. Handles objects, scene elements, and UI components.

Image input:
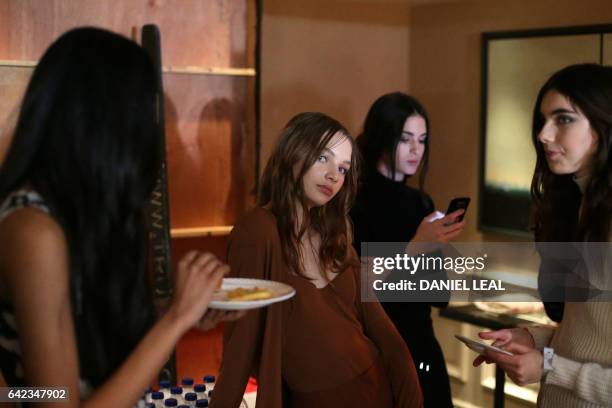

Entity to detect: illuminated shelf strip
[171,225,233,238]
[162,66,256,76]
[0,60,37,67]
[0,61,256,77]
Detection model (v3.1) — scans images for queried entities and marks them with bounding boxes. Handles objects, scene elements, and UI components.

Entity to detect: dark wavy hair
[531,64,612,242]
[258,112,360,278]
[357,92,430,189]
[0,27,159,386]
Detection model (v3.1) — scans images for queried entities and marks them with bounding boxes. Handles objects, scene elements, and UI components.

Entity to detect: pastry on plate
[227,286,274,301]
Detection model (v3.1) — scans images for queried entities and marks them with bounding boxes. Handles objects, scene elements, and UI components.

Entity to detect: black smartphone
[445,197,470,224]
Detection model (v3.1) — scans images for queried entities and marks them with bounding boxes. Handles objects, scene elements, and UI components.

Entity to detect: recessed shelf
[170,225,233,238]
[0,61,256,77]
[162,66,256,77]
[0,60,37,67]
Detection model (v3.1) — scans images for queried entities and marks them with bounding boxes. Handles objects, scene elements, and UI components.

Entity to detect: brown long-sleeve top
[210,208,423,408]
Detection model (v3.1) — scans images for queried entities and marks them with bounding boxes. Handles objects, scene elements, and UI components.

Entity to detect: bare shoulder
[0,207,66,254]
[0,208,69,296]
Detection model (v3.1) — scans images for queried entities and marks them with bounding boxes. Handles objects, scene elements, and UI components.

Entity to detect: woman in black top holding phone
[350,92,465,408]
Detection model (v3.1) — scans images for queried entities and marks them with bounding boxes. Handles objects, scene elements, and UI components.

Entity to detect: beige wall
[261,0,412,165]
[410,0,612,240]
[261,3,612,406]
[262,0,612,240]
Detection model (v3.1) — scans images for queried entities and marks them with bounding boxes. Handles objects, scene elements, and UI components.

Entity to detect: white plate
[454,334,514,356]
[209,278,296,310]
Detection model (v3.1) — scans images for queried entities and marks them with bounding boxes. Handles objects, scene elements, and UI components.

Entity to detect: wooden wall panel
[0,1,257,230]
[0,0,257,386]
[0,66,31,162]
[165,74,255,228]
[0,0,249,68]
[170,236,230,379]
[0,67,30,123]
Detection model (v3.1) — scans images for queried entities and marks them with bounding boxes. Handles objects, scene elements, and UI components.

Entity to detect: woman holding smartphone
[211,112,424,408]
[474,64,612,407]
[350,92,465,407]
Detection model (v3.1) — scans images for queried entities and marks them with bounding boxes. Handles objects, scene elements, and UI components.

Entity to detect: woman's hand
[166,251,228,332]
[411,210,466,244]
[196,309,247,331]
[472,328,543,386]
[472,328,535,367]
[480,344,544,386]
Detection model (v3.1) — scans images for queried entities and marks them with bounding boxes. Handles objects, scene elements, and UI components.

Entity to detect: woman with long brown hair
[210,112,423,407]
[474,64,612,407]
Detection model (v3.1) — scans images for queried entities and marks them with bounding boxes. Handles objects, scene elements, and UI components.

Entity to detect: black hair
[0,27,159,386]
[356,92,430,189]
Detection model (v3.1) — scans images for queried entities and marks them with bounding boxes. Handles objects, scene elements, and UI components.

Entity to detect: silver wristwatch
[543,347,554,374]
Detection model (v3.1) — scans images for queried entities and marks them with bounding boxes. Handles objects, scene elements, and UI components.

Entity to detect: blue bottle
[159,380,172,399]
[193,384,206,400]
[169,386,184,405]
[181,377,194,394]
[184,392,197,404]
[151,391,164,407]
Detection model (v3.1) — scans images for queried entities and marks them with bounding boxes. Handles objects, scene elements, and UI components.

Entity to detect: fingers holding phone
[412,196,469,244]
[437,196,469,240]
[444,197,470,225]
[413,214,465,244]
[440,216,465,242]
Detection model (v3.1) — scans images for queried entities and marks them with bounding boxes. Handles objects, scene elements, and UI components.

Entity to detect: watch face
[543,347,554,372]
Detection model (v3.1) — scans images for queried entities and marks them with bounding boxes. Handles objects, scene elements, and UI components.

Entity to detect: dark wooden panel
[171,235,230,264]
[171,235,230,380]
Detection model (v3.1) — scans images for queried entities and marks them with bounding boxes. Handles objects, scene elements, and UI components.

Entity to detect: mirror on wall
[479,24,612,236]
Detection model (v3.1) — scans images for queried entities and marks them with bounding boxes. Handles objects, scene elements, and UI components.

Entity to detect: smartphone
[445,197,470,224]
[454,334,514,356]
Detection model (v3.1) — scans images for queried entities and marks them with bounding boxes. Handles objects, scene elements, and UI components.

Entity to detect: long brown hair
[531,64,612,242]
[258,112,360,277]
